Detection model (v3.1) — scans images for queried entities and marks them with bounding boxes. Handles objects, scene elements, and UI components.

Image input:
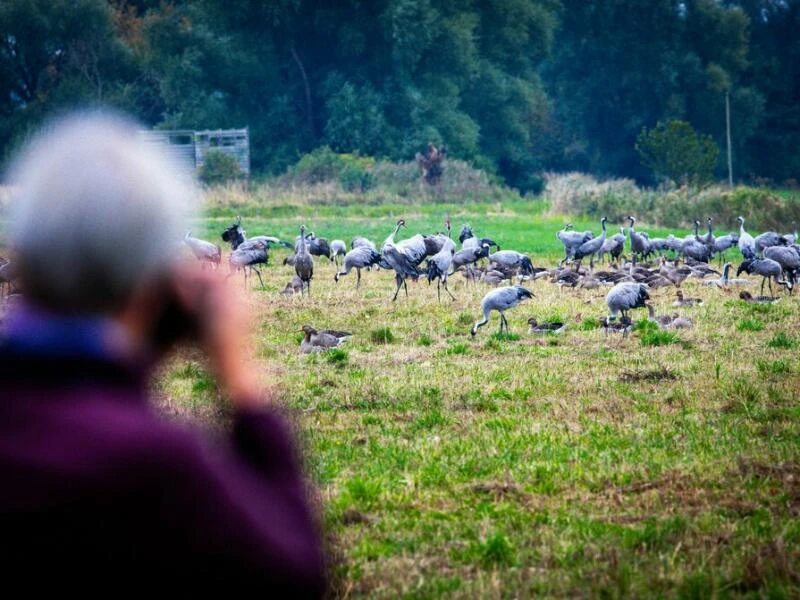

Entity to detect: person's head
[8,113,193,316]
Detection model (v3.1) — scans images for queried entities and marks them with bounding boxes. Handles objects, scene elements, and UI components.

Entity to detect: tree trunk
[290,42,314,138]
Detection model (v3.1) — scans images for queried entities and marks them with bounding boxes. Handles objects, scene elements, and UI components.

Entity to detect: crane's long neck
[472,308,491,335]
[299,229,307,253]
[739,220,746,236]
[387,223,402,246]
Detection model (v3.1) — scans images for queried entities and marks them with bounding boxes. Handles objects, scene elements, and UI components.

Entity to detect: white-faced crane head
[397,219,406,229]
[737,216,745,225]
[600,217,607,226]
[627,216,636,225]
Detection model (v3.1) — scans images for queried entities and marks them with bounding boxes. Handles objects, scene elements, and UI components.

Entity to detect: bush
[636,120,719,186]
[199,150,244,185]
[338,156,375,192]
[291,146,344,183]
[543,172,800,230]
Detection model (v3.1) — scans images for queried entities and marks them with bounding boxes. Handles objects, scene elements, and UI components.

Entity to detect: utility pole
[726,91,733,187]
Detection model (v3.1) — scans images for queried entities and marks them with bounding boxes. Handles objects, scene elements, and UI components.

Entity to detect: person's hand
[168,265,267,409]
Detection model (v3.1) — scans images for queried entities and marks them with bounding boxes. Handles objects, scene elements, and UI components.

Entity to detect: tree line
[1,0,797,190]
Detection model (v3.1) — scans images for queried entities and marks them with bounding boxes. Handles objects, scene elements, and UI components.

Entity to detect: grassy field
[149,200,798,597]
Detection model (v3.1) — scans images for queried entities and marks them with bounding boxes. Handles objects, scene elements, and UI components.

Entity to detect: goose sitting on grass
[300,325,352,353]
[673,290,703,307]
[739,291,779,304]
[527,318,566,334]
[280,275,305,295]
[646,304,673,329]
[666,314,694,329]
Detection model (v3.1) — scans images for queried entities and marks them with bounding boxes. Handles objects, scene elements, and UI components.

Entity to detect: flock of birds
[2,214,797,350]
[178,214,800,350]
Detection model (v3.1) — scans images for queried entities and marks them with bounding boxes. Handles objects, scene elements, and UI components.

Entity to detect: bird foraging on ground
[527,318,565,334]
[300,325,351,353]
[599,315,634,338]
[471,286,534,337]
[737,257,790,296]
[605,282,649,322]
[334,246,382,289]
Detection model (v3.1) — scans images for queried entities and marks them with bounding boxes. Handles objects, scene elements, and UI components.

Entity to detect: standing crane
[470,286,534,336]
[627,216,651,264]
[183,231,221,268]
[571,217,607,270]
[425,237,457,302]
[294,224,314,296]
[381,219,423,301]
[737,216,756,259]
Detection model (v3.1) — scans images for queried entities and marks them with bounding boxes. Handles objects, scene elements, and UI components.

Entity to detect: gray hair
[8,113,195,313]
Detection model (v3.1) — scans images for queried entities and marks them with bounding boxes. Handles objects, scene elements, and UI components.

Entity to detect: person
[0,114,325,594]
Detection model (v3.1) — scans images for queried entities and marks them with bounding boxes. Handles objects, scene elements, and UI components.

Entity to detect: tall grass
[543,173,800,230]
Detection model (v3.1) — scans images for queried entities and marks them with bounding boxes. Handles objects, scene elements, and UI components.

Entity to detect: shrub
[291,146,343,183]
[636,120,719,186]
[339,161,374,192]
[199,150,243,185]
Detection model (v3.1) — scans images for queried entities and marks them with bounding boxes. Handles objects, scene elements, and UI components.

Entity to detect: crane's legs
[392,275,403,301]
[356,269,361,290]
[443,279,455,301]
[251,266,264,288]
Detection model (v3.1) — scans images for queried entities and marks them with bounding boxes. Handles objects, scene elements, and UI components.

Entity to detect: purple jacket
[0,344,325,594]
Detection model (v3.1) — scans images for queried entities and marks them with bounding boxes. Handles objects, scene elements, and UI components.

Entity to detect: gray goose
[300,325,352,353]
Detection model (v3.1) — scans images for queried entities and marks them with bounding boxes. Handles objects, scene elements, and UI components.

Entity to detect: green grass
[152,198,800,598]
[737,318,765,332]
[369,327,395,344]
[767,332,796,349]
